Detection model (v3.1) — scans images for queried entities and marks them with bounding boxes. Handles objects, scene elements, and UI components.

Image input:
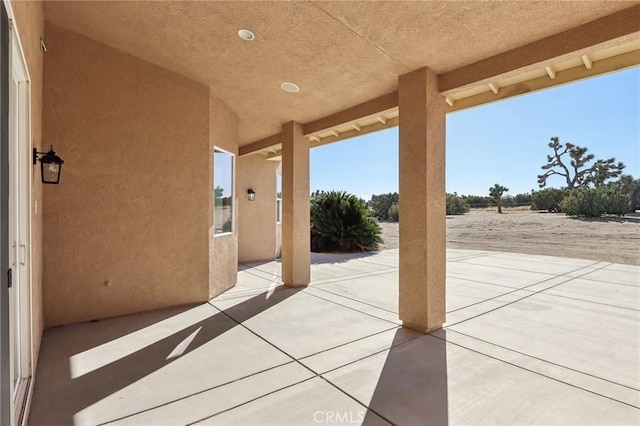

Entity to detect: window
[276,174,282,224]
[214,148,234,234]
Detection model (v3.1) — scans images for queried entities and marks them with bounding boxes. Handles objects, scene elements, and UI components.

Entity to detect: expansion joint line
[428,332,640,409]
[307,0,411,72]
[445,260,607,327]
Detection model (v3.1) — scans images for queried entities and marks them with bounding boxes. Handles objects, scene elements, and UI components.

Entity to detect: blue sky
[310,67,640,200]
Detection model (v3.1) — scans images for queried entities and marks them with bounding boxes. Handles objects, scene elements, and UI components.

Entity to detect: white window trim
[213,146,235,237]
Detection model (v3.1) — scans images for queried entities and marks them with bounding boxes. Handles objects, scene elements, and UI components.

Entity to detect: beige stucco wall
[208,92,239,297]
[10,0,45,368]
[237,154,279,263]
[42,24,212,326]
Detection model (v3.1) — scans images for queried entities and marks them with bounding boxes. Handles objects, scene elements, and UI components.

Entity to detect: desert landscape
[379,210,640,265]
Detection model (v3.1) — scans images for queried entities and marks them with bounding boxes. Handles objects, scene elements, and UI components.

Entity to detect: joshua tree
[489,184,509,214]
[538,137,625,189]
[214,186,224,206]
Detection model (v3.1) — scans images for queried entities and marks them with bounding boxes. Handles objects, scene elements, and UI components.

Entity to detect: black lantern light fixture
[33,145,64,184]
[247,188,256,201]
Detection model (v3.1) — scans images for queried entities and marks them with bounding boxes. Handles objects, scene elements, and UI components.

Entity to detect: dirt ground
[379,210,640,266]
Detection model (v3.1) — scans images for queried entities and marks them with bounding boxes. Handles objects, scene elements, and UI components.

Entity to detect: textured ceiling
[43,1,639,145]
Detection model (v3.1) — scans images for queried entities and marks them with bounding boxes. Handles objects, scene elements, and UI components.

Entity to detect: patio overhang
[34,1,640,331]
[43,1,640,156]
[4,1,640,424]
[240,19,640,159]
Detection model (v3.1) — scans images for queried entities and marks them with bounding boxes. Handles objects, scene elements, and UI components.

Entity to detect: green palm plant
[310,191,382,252]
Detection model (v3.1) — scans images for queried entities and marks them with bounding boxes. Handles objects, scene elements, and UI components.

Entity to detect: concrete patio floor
[29,249,640,425]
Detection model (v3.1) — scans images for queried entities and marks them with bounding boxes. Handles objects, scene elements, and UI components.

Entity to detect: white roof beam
[545,65,556,79]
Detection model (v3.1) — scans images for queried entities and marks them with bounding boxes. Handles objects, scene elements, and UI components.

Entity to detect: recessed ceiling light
[280,82,300,93]
[237,29,255,41]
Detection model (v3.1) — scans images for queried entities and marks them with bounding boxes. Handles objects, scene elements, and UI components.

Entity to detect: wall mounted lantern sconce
[247,188,256,201]
[33,146,64,184]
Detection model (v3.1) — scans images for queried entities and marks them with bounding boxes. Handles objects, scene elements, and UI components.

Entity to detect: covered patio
[2,1,640,424]
[29,250,640,425]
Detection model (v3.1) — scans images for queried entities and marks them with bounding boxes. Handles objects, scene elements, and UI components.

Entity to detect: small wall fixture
[33,146,64,184]
[247,188,256,201]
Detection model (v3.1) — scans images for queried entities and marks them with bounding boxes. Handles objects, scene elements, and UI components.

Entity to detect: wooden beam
[303,92,398,135]
[439,5,640,92]
[310,116,398,149]
[265,151,282,161]
[265,116,399,160]
[239,133,281,156]
[446,49,640,113]
[545,65,556,79]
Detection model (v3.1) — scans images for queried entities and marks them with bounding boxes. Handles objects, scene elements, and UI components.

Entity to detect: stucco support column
[281,121,310,287]
[398,67,446,333]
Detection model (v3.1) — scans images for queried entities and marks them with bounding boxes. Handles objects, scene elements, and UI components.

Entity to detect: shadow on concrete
[363,330,449,425]
[29,287,299,426]
[240,251,381,269]
[239,260,277,270]
[310,251,378,265]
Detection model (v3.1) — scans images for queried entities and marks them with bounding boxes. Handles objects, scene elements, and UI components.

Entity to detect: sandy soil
[379,210,640,266]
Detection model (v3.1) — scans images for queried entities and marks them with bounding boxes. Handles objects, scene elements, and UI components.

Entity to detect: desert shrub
[499,193,533,208]
[531,188,567,212]
[446,194,470,215]
[501,196,515,208]
[388,203,399,222]
[561,186,629,217]
[618,175,640,212]
[311,191,382,252]
[599,185,630,216]
[461,194,495,208]
[368,192,399,220]
[561,188,604,217]
[513,192,533,206]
